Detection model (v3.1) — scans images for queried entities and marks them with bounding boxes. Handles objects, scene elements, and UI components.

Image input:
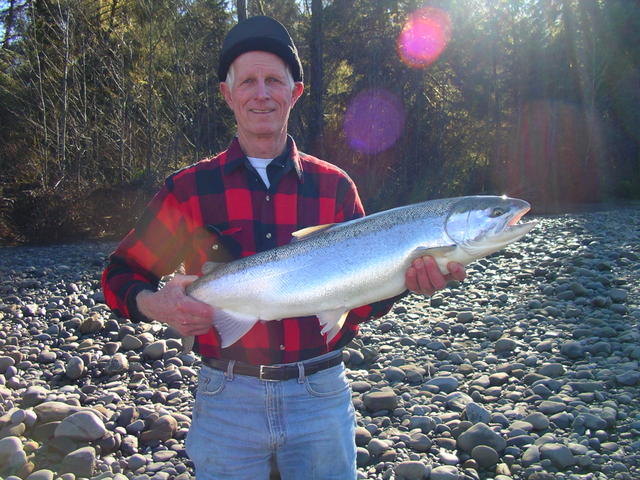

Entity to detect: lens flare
[493,100,604,212]
[398,7,451,69]
[343,88,405,155]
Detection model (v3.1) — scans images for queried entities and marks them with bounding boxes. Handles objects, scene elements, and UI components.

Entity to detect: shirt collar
[222,136,303,182]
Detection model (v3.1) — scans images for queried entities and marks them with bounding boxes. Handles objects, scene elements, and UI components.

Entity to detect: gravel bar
[1,205,639,480]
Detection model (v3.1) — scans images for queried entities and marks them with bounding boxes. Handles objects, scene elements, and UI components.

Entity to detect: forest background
[0,0,638,244]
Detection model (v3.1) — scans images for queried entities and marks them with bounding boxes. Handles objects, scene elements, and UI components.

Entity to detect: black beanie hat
[218,16,303,83]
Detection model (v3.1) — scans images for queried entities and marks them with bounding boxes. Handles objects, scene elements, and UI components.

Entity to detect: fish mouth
[505,205,537,235]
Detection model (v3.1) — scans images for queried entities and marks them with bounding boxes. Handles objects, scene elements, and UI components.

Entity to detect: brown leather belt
[202,352,343,381]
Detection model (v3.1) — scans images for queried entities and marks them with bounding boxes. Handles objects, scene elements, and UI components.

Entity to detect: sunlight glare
[398,7,452,69]
[343,88,405,155]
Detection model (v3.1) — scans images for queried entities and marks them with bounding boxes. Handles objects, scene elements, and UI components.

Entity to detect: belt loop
[296,362,305,383]
[225,360,236,381]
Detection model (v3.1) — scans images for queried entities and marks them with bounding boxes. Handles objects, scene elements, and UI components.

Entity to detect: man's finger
[183,326,212,336]
[413,258,432,293]
[405,266,418,292]
[414,257,437,294]
[447,262,466,282]
[421,256,447,291]
[177,297,215,318]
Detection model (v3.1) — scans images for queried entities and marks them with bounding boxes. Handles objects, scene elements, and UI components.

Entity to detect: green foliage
[1,0,640,243]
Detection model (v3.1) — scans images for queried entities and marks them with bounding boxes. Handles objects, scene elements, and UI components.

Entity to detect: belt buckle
[259,365,279,381]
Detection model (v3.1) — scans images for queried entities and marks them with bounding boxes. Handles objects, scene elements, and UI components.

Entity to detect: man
[102,16,465,479]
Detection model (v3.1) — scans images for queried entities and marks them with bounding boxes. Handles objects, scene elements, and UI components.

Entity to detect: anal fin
[317,309,350,344]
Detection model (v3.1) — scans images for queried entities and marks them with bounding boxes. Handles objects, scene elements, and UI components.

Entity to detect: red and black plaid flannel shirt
[102,137,400,365]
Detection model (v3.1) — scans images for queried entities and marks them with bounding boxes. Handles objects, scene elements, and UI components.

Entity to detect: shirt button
[280,344,285,350]
[266,233,272,239]
[265,195,271,202]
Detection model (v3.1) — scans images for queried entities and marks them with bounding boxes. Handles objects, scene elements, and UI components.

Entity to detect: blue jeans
[185,355,357,479]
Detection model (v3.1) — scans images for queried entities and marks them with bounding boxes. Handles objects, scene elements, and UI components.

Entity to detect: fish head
[444,196,537,259]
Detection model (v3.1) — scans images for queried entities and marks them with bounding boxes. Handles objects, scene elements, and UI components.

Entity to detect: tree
[306,0,324,155]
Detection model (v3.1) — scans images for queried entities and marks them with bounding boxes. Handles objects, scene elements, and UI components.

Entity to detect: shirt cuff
[125,283,156,323]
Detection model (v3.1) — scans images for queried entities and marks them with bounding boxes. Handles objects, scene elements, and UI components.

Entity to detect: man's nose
[255,80,269,99]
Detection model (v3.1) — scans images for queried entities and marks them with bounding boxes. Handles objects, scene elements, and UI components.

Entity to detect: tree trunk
[237,0,247,22]
[307,0,324,155]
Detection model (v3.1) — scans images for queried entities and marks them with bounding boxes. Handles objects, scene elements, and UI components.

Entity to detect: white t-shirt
[247,157,273,188]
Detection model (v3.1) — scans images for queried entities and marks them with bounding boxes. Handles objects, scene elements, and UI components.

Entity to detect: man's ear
[291,82,304,106]
[220,82,233,109]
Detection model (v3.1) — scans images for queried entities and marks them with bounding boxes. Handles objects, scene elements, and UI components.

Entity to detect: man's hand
[136,275,214,336]
[405,256,466,296]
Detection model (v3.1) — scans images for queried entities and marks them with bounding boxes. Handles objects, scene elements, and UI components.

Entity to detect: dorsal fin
[291,223,335,241]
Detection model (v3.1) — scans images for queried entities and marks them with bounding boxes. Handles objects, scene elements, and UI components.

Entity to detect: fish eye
[490,207,506,218]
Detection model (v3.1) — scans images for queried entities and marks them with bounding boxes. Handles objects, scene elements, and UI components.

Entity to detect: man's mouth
[250,109,274,114]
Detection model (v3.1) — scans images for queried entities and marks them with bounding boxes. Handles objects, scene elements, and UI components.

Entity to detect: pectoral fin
[212,309,259,348]
[317,309,350,343]
[413,245,457,257]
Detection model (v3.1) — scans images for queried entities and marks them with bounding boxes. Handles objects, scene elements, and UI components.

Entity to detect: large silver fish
[186,195,537,348]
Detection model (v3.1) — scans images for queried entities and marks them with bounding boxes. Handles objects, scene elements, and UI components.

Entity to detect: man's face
[220,51,303,145]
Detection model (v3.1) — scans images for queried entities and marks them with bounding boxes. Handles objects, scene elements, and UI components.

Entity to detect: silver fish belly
[186,195,537,348]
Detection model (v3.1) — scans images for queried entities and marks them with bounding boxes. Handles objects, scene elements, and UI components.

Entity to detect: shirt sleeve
[101,180,188,322]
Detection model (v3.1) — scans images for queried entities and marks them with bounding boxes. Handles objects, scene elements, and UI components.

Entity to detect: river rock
[106,352,129,375]
[457,422,506,452]
[25,470,55,480]
[121,334,144,350]
[363,390,398,411]
[33,402,82,424]
[425,376,459,393]
[539,442,576,468]
[79,313,104,333]
[560,341,585,359]
[55,410,107,441]
[430,465,459,480]
[494,337,517,353]
[524,412,550,431]
[60,446,96,477]
[64,356,85,379]
[0,437,25,474]
[522,444,541,466]
[142,340,167,360]
[408,415,436,433]
[394,461,430,480]
[20,386,49,408]
[465,402,491,424]
[140,414,178,443]
[0,356,16,373]
[408,432,432,452]
[446,391,473,411]
[471,444,500,469]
